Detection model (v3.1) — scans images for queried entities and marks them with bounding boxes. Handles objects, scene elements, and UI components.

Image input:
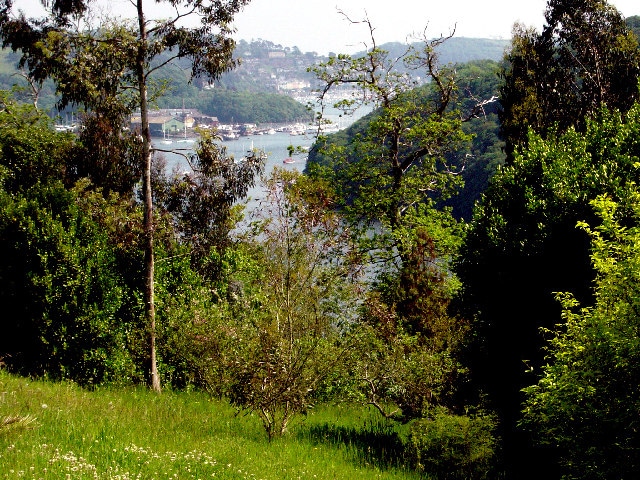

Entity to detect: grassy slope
[0,371,421,479]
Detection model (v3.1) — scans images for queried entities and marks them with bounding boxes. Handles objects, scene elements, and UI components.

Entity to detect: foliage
[224,169,362,439]
[406,408,499,480]
[153,130,264,280]
[0,92,72,190]
[352,213,470,422]
[457,102,640,476]
[70,110,144,195]
[521,195,640,479]
[443,60,505,219]
[309,33,470,235]
[499,0,640,162]
[151,242,232,391]
[0,182,142,386]
[0,98,143,384]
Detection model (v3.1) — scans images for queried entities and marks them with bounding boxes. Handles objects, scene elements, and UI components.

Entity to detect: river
[152,104,372,210]
[153,128,317,211]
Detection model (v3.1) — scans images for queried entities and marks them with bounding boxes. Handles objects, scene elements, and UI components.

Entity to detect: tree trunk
[136,0,161,393]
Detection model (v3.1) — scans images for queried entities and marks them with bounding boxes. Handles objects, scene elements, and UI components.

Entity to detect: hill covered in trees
[0,36,509,124]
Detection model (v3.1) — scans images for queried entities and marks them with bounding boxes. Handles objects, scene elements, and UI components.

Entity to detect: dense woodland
[1,0,640,479]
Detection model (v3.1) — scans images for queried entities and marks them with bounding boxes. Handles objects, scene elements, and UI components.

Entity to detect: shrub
[406,409,498,480]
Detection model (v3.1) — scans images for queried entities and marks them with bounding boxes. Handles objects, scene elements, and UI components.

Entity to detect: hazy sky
[15,0,640,55]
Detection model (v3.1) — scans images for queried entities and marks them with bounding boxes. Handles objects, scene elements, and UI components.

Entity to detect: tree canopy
[521,194,640,479]
[499,0,640,161]
[458,100,640,478]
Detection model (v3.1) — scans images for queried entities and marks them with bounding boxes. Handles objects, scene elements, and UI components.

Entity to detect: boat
[283,157,296,164]
[161,121,173,144]
[176,122,196,143]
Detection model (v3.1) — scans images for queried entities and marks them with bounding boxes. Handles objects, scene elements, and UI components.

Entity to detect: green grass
[0,371,422,479]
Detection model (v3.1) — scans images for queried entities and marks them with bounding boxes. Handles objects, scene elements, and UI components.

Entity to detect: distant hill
[360,37,510,66]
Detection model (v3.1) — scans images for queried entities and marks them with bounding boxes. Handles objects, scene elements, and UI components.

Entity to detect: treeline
[1,1,640,480]
[194,89,312,123]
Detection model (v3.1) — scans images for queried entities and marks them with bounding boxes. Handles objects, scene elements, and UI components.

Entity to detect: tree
[308,16,489,423]
[521,195,640,479]
[354,219,470,422]
[499,0,640,162]
[309,17,470,238]
[153,131,264,280]
[0,94,140,385]
[224,169,361,439]
[306,59,505,221]
[0,0,252,391]
[457,103,640,478]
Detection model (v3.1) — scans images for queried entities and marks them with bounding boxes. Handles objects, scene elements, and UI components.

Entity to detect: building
[130,109,219,137]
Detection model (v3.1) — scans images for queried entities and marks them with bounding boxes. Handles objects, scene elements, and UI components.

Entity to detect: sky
[15,0,640,55]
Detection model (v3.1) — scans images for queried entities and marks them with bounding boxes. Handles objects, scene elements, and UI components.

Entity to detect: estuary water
[152,104,372,211]
[152,129,317,211]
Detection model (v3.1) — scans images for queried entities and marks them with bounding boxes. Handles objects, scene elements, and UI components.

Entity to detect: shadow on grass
[298,419,410,471]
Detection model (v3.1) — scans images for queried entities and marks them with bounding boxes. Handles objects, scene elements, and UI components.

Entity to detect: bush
[406,409,498,480]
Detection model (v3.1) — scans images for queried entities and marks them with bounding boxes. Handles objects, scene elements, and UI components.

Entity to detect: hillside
[352,37,509,67]
[0,370,419,479]
[0,36,509,122]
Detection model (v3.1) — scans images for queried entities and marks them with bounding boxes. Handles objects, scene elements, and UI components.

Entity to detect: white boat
[161,121,173,144]
[177,122,196,143]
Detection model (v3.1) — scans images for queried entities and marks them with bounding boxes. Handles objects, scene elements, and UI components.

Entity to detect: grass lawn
[0,371,422,479]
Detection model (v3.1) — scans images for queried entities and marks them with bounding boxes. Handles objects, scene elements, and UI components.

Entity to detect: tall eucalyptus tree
[0,0,252,391]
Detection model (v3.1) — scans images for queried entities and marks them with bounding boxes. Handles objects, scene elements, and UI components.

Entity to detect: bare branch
[14,70,40,109]
[462,94,498,122]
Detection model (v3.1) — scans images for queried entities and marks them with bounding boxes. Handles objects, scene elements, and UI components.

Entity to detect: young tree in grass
[0,0,252,391]
[226,169,362,439]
